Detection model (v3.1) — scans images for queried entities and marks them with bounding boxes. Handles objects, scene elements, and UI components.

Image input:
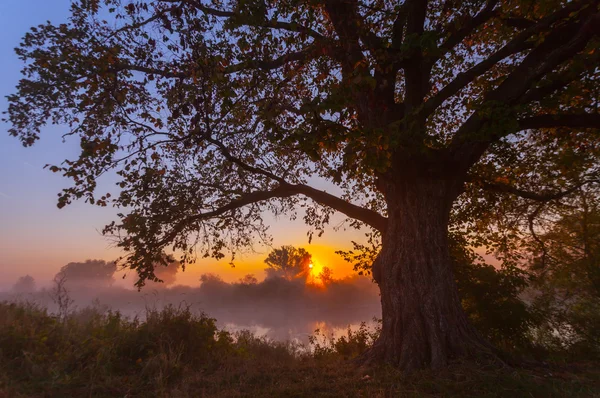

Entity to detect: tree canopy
[56,259,117,285]
[264,245,312,280]
[6,1,599,287]
[12,275,36,293]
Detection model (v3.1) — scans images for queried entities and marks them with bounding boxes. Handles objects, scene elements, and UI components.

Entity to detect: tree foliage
[12,275,36,293]
[56,259,117,285]
[150,258,181,285]
[5,0,599,289]
[527,188,600,357]
[318,266,334,285]
[264,245,312,280]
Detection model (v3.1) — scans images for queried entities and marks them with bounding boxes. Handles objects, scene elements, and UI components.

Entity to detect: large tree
[5,0,600,370]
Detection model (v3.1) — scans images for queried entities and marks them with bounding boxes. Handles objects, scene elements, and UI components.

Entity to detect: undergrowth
[0,301,598,397]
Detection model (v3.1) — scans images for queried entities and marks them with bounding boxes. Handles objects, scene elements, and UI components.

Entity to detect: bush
[309,319,380,360]
[0,301,233,396]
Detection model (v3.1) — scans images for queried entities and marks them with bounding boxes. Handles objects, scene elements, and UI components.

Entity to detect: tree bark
[367,174,498,371]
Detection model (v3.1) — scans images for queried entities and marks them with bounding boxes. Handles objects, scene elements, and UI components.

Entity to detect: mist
[1,266,381,343]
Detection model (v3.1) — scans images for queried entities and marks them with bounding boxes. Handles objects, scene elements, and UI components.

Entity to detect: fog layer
[3,273,381,343]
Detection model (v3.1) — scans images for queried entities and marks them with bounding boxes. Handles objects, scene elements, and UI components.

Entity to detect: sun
[307,260,325,286]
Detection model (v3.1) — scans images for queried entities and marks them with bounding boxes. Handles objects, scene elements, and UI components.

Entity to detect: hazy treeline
[2,257,380,342]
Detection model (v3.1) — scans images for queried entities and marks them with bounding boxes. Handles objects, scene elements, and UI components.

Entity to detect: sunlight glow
[307,259,325,286]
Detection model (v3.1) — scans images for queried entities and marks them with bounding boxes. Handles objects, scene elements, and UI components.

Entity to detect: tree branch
[403,0,429,109]
[323,0,366,68]
[520,51,600,103]
[479,178,598,202]
[204,135,387,232]
[225,45,320,73]
[160,182,387,249]
[287,183,387,232]
[517,113,600,131]
[160,0,326,40]
[432,0,500,65]
[421,0,592,119]
[448,7,599,169]
[113,45,320,78]
[158,185,297,247]
[391,5,407,50]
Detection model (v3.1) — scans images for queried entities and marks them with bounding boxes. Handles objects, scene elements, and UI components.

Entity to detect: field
[1,301,599,397]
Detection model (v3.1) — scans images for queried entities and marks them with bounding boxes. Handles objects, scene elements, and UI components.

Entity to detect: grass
[0,301,598,397]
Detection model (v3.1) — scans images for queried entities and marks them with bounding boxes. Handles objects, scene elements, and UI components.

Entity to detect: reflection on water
[220,312,381,345]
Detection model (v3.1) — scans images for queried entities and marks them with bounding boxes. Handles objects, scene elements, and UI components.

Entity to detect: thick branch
[432,0,500,64]
[502,16,537,29]
[391,5,407,50]
[421,0,591,119]
[517,113,600,131]
[225,45,320,73]
[288,183,387,232]
[158,185,297,246]
[204,136,387,232]
[479,179,598,202]
[486,12,600,105]
[520,51,600,103]
[403,0,429,110]
[161,182,387,249]
[323,0,367,69]
[449,8,599,169]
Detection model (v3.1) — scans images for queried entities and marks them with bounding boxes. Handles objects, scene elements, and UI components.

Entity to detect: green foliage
[527,192,600,359]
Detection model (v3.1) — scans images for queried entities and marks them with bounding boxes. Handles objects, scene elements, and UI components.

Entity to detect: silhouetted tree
[264,246,312,281]
[12,275,36,293]
[150,259,181,286]
[7,0,599,369]
[199,273,230,299]
[56,260,117,286]
[200,273,226,285]
[239,274,258,285]
[318,267,334,286]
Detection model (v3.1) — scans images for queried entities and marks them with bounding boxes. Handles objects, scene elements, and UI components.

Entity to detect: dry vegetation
[0,301,598,398]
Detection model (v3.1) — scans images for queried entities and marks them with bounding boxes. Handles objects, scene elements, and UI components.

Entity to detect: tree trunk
[368,176,498,371]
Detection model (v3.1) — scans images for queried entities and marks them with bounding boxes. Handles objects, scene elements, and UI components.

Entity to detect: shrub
[0,301,233,396]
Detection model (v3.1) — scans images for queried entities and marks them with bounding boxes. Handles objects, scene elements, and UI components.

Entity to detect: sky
[0,0,366,290]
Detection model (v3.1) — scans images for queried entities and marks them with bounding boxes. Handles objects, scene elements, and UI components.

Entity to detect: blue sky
[0,0,123,287]
[0,0,363,289]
